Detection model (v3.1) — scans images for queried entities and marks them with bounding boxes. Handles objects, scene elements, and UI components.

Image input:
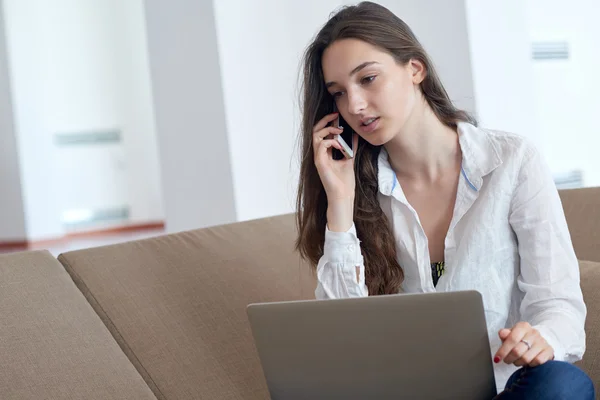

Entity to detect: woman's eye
[361,75,376,84]
[332,91,344,98]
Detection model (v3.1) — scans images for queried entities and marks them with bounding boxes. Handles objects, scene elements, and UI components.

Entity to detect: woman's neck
[384,99,461,184]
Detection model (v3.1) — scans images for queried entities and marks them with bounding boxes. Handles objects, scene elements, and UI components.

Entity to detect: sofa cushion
[576,260,600,390]
[58,214,316,400]
[0,250,156,399]
[559,187,600,262]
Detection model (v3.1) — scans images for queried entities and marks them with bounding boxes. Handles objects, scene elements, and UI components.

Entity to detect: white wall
[48,0,163,226]
[2,0,64,240]
[525,0,600,186]
[43,0,127,229]
[145,0,345,230]
[111,0,164,223]
[213,0,344,222]
[0,2,26,241]
[144,0,237,233]
[2,0,163,240]
[465,0,540,148]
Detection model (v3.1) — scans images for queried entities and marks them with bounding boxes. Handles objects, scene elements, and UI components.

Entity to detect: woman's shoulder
[458,122,549,194]
[462,122,540,168]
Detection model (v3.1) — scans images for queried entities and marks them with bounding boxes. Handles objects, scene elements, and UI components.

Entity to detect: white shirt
[315,122,586,393]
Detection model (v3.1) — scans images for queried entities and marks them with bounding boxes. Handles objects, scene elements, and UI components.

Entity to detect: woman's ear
[409,59,426,84]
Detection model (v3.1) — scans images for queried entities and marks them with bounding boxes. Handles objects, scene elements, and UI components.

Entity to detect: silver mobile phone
[331,103,354,160]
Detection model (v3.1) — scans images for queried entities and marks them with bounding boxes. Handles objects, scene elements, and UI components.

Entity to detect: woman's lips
[358,117,380,133]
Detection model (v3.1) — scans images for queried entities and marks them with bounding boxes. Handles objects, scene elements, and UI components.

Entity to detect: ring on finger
[520,339,532,351]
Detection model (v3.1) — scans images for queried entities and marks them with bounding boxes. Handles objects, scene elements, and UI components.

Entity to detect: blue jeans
[494,361,595,399]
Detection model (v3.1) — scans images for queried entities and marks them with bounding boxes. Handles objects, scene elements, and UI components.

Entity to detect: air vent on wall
[54,129,121,146]
[62,206,130,229]
[554,170,583,189]
[532,41,569,60]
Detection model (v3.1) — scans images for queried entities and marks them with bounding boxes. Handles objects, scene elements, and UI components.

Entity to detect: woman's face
[321,38,425,146]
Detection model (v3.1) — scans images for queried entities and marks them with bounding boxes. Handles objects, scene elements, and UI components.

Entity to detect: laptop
[247,290,496,400]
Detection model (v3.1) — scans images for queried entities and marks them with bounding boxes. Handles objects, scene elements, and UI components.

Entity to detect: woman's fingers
[312,112,340,134]
[495,322,529,363]
[315,138,343,166]
[527,347,554,367]
[313,126,344,145]
[512,339,545,367]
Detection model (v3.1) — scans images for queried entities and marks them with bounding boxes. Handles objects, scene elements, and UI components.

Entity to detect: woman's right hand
[312,112,359,232]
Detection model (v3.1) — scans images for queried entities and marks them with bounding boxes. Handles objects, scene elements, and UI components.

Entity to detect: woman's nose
[347,91,367,115]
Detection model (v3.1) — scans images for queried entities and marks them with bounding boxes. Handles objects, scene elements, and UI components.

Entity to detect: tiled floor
[1,228,165,257]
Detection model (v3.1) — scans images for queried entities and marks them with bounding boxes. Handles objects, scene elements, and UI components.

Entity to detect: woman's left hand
[494,322,555,367]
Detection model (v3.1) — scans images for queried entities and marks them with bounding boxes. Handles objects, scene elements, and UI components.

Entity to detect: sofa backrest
[561,188,600,389]
[55,187,600,398]
[0,250,157,399]
[559,187,600,262]
[58,214,316,399]
[576,260,600,390]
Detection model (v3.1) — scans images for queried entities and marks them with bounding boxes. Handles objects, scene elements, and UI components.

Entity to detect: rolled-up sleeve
[509,144,586,362]
[315,223,368,299]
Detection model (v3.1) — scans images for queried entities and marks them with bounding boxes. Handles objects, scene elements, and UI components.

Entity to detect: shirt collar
[377,122,503,196]
[377,147,396,197]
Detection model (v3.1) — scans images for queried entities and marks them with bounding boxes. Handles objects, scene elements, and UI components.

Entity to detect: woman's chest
[381,181,517,290]
[399,178,460,263]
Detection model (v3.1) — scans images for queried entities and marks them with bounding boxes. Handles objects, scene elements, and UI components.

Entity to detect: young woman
[295,2,594,397]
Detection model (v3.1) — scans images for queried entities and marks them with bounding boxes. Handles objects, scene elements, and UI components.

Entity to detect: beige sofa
[0,187,598,399]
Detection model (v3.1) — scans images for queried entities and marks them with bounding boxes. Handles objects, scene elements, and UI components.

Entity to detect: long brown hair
[295,1,475,295]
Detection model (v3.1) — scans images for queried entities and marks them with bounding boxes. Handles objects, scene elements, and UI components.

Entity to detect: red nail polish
[494,356,500,364]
